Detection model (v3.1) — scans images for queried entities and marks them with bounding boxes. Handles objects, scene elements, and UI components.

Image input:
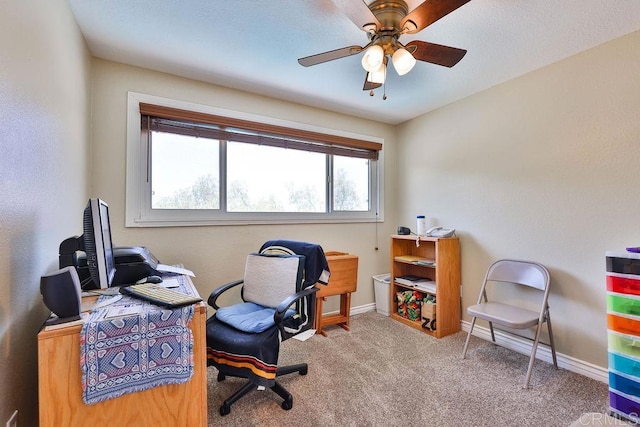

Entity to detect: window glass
[151,132,220,209]
[227,141,326,212]
[333,155,370,211]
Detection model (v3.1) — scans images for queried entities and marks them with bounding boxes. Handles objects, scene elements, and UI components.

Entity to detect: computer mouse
[145,275,163,284]
[136,275,163,284]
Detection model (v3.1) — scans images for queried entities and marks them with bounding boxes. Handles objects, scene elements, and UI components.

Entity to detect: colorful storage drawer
[607,255,640,276]
[609,332,640,359]
[610,391,640,422]
[607,274,640,297]
[609,352,640,378]
[608,294,640,318]
[609,314,640,336]
[607,252,640,423]
[610,372,640,398]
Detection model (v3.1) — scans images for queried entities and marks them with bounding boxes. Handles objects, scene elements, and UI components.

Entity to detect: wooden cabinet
[315,251,358,336]
[38,276,207,427]
[390,235,460,338]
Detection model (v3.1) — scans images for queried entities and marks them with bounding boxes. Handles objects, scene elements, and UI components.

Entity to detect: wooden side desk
[315,252,358,336]
[38,275,207,427]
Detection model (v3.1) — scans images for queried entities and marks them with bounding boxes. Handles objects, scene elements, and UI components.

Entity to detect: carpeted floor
[207,311,611,426]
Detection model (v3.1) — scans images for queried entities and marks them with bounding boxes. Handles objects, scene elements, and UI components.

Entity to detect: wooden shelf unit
[390,234,461,338]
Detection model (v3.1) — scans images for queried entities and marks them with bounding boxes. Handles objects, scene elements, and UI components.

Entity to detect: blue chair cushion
[215,302,295,334]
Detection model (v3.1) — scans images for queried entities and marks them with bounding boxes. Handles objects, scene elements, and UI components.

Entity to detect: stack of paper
[414,281,436,294]
[394,275,437,294]
[395,275,430,286]
[393,255,436,267]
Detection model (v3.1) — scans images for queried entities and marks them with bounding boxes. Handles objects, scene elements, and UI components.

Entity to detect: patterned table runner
[80,276,197,404]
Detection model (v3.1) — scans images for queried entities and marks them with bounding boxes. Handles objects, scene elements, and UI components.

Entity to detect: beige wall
[397,30,640,367]
[90,59,398,314]
[0,1,92,425]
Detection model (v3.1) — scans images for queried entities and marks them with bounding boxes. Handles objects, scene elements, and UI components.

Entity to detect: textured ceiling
[69,0,640,124]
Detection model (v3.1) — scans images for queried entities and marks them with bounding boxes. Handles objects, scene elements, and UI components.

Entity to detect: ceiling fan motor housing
[369,0,409,31]
[367,0,411,54]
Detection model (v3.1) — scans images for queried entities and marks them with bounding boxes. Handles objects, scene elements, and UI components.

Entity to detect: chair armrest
[273,286,318,326]
[207,279,244,310]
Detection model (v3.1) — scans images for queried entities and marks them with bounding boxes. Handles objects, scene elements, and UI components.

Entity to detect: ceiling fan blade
[298,45,363,67]
[363,73,382,91]
[406,40,467,68]
[332,0,381,33]
[400,0,471,34]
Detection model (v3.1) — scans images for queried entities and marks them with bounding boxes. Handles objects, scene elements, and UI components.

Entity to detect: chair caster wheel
[220,404,231,416]
[281,397,293,410]
[300,367,308,376]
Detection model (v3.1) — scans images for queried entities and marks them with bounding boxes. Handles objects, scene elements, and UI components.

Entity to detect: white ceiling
[69,0,640,124]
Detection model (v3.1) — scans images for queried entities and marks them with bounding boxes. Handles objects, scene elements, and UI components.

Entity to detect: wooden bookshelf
[390,235,460,338]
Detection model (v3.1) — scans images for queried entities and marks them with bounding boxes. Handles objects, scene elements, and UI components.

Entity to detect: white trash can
[373,273,391,316]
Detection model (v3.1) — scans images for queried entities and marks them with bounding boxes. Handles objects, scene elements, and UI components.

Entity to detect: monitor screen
[83,198,117,289]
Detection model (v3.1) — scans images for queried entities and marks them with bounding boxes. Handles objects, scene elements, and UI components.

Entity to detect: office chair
[206,240,329,415]
[462,259,558,388]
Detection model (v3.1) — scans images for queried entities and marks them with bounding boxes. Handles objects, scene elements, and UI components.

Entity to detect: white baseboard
[322,303,377,318]
[332,303,608,384]
[351,303,377,316]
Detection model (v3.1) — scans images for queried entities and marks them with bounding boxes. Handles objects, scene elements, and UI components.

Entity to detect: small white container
[416,215,427,236]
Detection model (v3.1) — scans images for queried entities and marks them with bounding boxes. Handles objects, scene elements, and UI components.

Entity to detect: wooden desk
[38,276,207,427]
[315,252,358,336]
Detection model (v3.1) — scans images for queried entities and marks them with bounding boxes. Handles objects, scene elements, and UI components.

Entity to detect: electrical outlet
[6,410,17,427]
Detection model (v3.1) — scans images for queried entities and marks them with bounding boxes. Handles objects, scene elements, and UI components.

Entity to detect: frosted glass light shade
[361,45,384,72]
[366,62,386,84]
[392,48,416,76]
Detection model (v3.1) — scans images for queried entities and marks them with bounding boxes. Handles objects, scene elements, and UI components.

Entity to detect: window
[151,132,220,210]
[125,93,383,226]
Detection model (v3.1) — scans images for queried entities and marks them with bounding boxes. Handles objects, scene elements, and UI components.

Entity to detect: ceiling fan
[298,0,471,96]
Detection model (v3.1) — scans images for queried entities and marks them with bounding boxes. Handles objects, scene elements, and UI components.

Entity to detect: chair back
[485,259,550,291]
[242,253,304,308]
[260,240,331,287]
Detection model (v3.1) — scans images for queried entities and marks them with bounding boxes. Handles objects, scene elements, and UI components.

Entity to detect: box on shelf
[421,296,436,331]
[421,301,437,331]
[421,301,436,320]
[396,290,422,321]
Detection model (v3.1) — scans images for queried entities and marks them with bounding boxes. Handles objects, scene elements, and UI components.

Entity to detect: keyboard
[120,283,202,308]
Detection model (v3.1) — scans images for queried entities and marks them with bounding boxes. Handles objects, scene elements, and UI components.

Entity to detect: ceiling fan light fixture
[367,61,386,84]
[392,47,416,76]
[361,44,384,72]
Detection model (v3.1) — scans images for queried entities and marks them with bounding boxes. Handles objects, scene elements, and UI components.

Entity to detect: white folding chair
[462,259,558,388]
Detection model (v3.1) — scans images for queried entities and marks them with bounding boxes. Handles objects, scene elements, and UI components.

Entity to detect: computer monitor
[58,198,117,289]
[83,198,116,289]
